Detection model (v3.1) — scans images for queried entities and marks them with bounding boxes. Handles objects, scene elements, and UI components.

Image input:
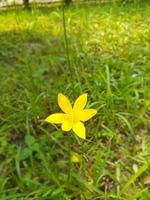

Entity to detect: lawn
[0,1,150,199]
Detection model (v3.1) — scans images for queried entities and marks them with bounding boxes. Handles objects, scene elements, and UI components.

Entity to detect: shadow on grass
[0,28,70,134]
[0,27,69,74]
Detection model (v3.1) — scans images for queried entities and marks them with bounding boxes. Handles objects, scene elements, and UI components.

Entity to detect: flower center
[72,113,79,123]
[66,112,79,124]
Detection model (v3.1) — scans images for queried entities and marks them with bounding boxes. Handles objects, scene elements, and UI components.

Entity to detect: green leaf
[20,148,32,161]
[25,135,35,147]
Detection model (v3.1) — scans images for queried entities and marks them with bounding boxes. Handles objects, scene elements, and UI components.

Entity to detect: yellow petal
[79,109,97,122]
[73,93,87,111]
[61,120,72,131]
[73,121,86,139]
[45,113,65,124]
[58,93,72,114]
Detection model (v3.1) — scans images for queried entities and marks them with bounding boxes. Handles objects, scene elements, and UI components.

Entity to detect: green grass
[0,1,150,199]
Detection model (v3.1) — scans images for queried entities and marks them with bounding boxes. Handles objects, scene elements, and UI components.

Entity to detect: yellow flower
[45,93,97,139]
[71,151,81,163]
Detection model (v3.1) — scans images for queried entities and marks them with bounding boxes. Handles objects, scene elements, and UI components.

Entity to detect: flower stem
[62,6,72,76]
[67,132,71,191]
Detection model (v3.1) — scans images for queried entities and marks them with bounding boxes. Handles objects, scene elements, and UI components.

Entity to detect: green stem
[67,133,71,191]
[62,5,73,79]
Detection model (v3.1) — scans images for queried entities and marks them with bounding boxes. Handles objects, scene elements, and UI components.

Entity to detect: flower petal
[45,113,65,124]
[73,93,87,111]
[58,93,72,114]
[79,109,97,122]
[61,120,72,131]
[73,121,86,139]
